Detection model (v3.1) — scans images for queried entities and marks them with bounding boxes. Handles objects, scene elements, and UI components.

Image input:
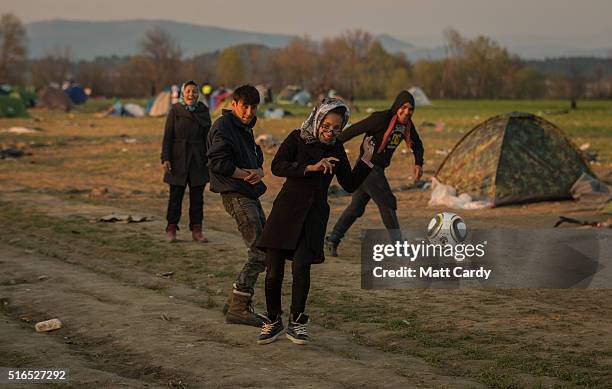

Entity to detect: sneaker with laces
[257,314,284,345]
[286,313,310,345]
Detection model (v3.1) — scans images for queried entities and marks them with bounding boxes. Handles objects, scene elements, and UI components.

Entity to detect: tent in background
[435,112,592,206]
[277,85,301,104]
[291,90,311,106]
[64,86,88,105]
[212,98,233,120]
[37,86,71,111]
[255,84,273,104]
[0,96,28,118]
[148,91,172,117]
[408,87,432,106]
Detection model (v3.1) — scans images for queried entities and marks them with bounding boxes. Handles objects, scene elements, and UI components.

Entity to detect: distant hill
[375,34,446,61]
[24,19,612,61]
[25,19,294,59]
[25,19,447,61]
[493,35,611,60]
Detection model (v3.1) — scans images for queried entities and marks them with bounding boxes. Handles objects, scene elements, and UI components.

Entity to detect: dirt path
[3,105,612,387]
[0,189,478,388]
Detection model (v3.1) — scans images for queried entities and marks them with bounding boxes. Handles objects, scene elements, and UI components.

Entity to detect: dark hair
[232,84,260,105]
[183,80,197,88]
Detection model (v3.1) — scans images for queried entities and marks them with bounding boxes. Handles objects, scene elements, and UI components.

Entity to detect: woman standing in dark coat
[161,81,212,243]
[256,98,375,345]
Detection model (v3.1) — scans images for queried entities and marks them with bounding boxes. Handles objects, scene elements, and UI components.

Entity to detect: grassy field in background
[70,97,612,159]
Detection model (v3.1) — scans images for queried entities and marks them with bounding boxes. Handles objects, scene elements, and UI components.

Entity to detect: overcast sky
[5,0,612,45]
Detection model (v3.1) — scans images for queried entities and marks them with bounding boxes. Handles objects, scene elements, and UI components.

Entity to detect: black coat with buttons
[257,130,372,264]
[161,103,211,187]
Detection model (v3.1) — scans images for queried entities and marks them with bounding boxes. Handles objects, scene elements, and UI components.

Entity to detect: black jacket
[257,130,372,264]
[206,110,266,199]
[337,91,424,168]
[161,103,211,186]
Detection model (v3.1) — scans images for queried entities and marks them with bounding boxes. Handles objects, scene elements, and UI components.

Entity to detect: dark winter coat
[337,91,424,168]
[161,102,211,186]
[257,130,372,264]
[206,110,267,199]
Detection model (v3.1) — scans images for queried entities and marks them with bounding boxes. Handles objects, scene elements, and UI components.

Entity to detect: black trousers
[166,182,204,230]
[265,248,311,319]
[330,165,401,242]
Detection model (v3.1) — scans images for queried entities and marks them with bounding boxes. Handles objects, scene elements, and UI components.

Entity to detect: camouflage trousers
[221,193,267,295]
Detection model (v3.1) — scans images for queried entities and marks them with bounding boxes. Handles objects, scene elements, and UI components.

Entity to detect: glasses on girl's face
[319,123,342,134]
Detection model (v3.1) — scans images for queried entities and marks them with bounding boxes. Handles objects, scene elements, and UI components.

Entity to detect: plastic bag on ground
[428,178,493,209]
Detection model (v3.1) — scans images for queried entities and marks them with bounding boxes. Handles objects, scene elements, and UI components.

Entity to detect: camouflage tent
[435,112,592,206]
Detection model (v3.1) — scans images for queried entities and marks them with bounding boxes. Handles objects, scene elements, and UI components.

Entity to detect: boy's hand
[413,165,423,181]
[243,168,264,185]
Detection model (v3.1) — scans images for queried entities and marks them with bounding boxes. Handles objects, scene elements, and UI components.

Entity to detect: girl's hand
[306,157,339,174]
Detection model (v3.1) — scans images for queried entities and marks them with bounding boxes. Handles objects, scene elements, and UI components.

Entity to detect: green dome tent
[435,112,592,206]
[0,96,28,118]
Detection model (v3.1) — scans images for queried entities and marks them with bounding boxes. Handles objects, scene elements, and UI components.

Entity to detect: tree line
[1,13,610,100]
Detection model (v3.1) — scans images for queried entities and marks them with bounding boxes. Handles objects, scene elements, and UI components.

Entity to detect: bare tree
[443,28,464,57]
[0,13,27,84]
[141,27,182,62]
[273,36,320,90]
[440,29,538,99]
[216,46,245,86]
[340,29,373,99]
[135,27,182,95]
[30,46,72,88]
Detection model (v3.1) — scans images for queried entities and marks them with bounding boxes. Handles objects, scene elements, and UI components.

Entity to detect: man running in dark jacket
[207,85,266,326]
[325,90,424,256]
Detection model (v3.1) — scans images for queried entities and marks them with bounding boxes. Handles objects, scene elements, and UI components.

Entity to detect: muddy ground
[1,108,611,388]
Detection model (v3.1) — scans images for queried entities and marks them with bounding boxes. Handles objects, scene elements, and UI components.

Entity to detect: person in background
[201,81,213,104]
[161,81,212,243]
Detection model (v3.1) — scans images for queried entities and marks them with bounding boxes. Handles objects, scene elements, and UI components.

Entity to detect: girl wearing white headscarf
[161,81,211,243]
[255,98,375,345]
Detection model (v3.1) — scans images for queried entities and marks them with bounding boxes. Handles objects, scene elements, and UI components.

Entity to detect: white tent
[291,90,311,106]
[408,87,432,106]
[148,91,172,117]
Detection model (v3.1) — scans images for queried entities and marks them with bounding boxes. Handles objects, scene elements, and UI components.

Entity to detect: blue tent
[64,86,88,105]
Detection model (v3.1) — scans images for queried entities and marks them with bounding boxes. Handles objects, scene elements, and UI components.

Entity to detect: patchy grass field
[0,99,611,388]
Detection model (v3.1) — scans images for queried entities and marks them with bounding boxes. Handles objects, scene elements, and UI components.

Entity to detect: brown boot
[166,224,177,243]
[191,224,209,243]
[226,290,263,327]
[223,292,255,316]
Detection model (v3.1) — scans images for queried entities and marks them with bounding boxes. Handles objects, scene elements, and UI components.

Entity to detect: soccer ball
[426,212,468,245]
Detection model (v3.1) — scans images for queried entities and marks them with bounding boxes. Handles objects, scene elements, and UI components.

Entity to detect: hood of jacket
[389,90,415,115]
